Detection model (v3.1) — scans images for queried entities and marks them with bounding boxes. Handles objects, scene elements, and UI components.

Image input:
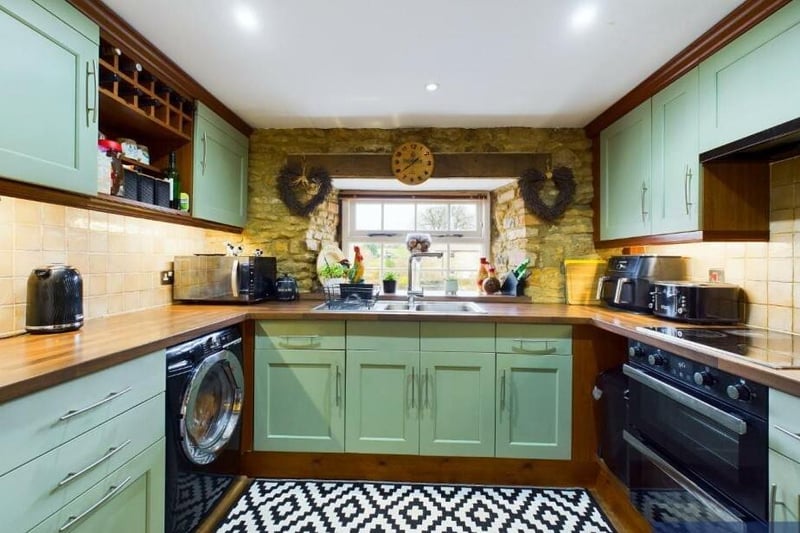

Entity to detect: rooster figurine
[349,245,364,283]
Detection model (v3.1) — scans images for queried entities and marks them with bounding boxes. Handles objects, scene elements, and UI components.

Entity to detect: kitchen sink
[311,300,487,314]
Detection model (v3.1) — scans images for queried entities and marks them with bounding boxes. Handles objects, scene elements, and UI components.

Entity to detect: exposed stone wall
[246,128,595,299]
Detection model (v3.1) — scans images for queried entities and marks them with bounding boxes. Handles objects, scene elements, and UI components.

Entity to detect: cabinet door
[345,350,420,455]
[419,351,495,457]
[698,1,800,152]
[254,349,345,453]
[599,99,652,240]
[769,449,800,528]
[30,439,165,533]
[495,353,572,459]
[192,102,249,227]
[0,0,98,195]
[651,68,699,235]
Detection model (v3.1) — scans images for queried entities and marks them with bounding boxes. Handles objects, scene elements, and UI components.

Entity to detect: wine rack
[97,37,194,158]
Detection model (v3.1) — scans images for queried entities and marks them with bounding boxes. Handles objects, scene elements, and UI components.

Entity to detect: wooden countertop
[2,300,799,403]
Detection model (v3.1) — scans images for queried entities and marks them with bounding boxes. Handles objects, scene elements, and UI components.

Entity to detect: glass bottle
[164,152,180,209]
[477,257,489,294]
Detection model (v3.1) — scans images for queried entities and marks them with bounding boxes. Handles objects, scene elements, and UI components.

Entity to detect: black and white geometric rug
[215,479,616,532]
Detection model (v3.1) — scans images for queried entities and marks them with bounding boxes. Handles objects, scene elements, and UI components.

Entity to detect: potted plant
[382,272,397,294]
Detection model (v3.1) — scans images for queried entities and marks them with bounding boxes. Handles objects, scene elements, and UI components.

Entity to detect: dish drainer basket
[322,283,380,310]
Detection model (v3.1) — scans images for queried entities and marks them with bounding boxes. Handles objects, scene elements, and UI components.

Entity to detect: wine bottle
[138,97,164,109]
[118,86,143,98]
[164,152,180,209]
[99,71,120,86]
[99,44,121,60]
[138,71,156,83]
[512,258,530,279]
[119,57,142,73]
[155,82,172,95]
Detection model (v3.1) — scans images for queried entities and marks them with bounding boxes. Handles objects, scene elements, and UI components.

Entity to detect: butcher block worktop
[2,300,800,403]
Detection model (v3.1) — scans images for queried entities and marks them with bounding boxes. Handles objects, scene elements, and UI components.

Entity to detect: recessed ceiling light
[233,4,259,31]
[425,83,439,92]
[570,4,597,31]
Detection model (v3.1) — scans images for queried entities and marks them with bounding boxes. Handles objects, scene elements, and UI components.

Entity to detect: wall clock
[392,142,434,185]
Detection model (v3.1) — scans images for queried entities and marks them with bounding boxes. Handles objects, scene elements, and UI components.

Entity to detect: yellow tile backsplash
[0,196,239,337]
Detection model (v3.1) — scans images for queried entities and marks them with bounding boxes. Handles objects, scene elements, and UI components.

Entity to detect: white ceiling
[101,0,745,131]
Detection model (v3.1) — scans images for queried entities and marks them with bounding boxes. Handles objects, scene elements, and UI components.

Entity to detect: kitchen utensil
[25,264,84,333]
[651,281,741,323]
[275,273,299,301]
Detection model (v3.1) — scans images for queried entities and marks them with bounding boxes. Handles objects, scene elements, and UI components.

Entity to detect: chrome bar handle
[424,368,429,408]
[278,335,321,348]
[411,367,416,409]
[595,276,608,300]
[500,370,507,412]
[641,181,648,222]
[59,387,132,422]
[201,132,208,174]
[86,60,97,126]
[774,424,800,444]
[613,278,630,304]
[58,440,132,488]
[59,476,132,532]
[769,483,778,532]
[512,339,557,355]
[684,165,693,215]
[335,365,341,407]
[231,258,239,297]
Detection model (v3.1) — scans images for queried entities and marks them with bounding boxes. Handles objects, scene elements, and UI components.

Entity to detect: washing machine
[165,326,245,533]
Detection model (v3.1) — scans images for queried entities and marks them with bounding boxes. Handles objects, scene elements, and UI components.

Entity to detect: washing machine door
[180,349,244,465]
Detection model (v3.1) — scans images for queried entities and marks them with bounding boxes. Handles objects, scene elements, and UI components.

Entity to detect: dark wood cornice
[584,0,791,138]
[68,0,253,137]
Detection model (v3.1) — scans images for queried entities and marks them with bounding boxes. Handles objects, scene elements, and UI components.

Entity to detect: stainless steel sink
[372,300,487,314]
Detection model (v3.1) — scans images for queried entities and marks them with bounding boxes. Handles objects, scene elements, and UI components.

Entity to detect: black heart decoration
[277,164,332,216]
[518,166,576,222]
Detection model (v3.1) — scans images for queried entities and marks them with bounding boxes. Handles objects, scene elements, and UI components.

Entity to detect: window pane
[450,204,478,231]
[384,203,415,231]
[354,203,382,231]
[417,204,448,231]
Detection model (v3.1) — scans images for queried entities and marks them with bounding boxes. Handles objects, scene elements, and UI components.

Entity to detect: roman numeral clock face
[392,142,435,185]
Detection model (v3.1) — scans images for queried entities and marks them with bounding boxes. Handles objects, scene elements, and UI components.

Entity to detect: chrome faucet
[407,251,444,302]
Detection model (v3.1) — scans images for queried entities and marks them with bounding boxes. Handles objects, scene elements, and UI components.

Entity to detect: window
[341,196,489,292]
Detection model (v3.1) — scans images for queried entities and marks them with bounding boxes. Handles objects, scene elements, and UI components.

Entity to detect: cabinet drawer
[255,320,345,350]
[346,321,419,351]
[0,393,164,533]
[770,388,800,463]
[0,350,164,477]
[769,449,800,525]
[420,322,494,352]
[496,324,572,355]
[29,438,165,533]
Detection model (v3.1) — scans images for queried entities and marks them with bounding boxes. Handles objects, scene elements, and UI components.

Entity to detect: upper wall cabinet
[599,100,652,241]
[698,0,800,153]
[192,102,249,228]
[0,0,98,195]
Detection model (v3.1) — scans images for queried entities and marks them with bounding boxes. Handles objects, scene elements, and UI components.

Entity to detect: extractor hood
[700,117,800,163]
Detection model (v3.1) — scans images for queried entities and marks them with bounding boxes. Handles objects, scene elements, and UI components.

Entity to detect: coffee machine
[596,255,686,313]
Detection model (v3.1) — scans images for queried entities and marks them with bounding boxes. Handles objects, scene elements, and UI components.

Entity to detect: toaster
[652,281,741,323]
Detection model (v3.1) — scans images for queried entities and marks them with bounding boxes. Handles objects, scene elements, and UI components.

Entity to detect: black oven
[625,340,768,532]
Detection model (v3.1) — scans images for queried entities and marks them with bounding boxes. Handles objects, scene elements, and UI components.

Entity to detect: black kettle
[26,264,84,333]
[275,273,299,301]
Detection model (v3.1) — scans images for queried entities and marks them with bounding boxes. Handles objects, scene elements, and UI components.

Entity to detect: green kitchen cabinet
[0,0,99,195]
[254,348,345,453]
[345,350,420,455]
[599,99,652,240]
[30,439,165,533]
[419,351,495,457]
[769,449,800,528]
[192,101,249,227]
[651,68,700,235]
[698,1,800,152]
[495,324,572,460]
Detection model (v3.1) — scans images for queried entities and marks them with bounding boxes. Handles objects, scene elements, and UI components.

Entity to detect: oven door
[624,364,767,525]
[624,430,748,532]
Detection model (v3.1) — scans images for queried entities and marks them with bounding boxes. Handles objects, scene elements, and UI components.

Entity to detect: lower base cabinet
[254,348,345,453]
[495,353,573,459]
[769,449,800,528]
[30,438,165,533]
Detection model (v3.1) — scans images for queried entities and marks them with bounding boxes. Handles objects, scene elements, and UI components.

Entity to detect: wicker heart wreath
[277,164,332,216]
[518,166,576,222]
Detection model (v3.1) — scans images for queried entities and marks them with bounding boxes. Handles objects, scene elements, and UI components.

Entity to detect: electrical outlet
[709,268,725,282]
[160,270,174,285]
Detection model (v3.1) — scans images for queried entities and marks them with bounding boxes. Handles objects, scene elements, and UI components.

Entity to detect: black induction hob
[636,325,800,369]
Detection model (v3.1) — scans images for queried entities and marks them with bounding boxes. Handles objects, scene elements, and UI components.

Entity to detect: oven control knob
[647,353,666,366]
[628,345,644,358]
[727,383,752,402]
[693,371,713,386]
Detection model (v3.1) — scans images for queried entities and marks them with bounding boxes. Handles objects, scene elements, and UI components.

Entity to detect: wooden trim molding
[68,0,252,136]
[286,153,550,178]
[584,0,791,137]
